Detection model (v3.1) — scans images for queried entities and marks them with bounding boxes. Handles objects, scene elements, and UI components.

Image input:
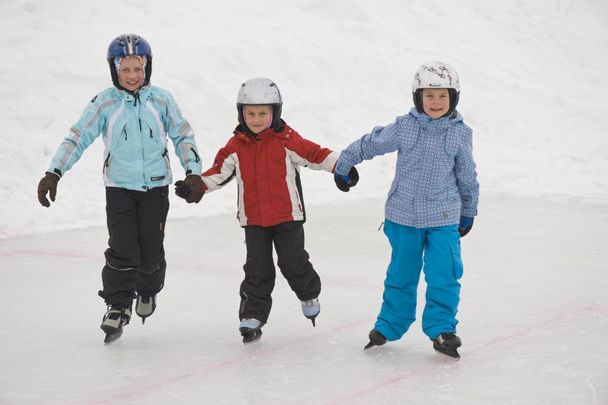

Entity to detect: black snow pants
[239,221,321,323]
[99,186,169,309]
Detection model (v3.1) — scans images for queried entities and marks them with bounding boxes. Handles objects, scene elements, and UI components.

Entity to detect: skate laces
[301,298,320,318]
[302,298,319,307]
[436,332,460,346]
[239,318,261,329]
[105,306,131,321]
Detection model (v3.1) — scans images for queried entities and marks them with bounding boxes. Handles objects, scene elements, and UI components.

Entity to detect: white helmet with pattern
[412,61,460,92]
[412,61,460,117]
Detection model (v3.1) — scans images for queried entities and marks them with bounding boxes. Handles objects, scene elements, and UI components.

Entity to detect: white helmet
[237,77,282,105]
[236,78,283,131]
[412,61,460,92]
[412,61,460,117]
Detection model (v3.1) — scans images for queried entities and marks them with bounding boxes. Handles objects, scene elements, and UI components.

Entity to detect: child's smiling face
[422,88,450,119]
[118,56,146,92]
[243,105,272,134]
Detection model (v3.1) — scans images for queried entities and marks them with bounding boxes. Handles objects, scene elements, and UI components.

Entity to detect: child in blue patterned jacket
[333,61,479,360]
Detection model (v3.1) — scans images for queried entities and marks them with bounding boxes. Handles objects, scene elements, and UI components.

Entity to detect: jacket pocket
[387,181,399,200]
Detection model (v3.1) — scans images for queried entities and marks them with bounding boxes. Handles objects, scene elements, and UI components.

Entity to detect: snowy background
[1,0,608,404]
[1,0,607,237]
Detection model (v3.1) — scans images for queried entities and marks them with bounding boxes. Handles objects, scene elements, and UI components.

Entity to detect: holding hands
[334,167,359,192]
[174,174,205,203]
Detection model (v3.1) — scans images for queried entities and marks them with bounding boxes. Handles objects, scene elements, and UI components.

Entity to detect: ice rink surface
[1,194,607,404]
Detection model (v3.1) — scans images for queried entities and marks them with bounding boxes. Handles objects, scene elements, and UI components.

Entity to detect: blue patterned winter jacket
[47,85,202,191]
[335,108,479,228]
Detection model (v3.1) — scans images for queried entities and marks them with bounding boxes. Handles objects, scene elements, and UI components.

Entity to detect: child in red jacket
[177,78,351,343]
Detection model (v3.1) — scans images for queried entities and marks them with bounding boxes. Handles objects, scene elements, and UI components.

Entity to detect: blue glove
[334,166,359,192]
[458,216,474,237]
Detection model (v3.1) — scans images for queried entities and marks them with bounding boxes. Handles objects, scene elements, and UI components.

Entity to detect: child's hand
[458,216,474,237]
[334,167,359,192]
[175,175,205,203]
[37,172,60,207]
[174,180,191,200]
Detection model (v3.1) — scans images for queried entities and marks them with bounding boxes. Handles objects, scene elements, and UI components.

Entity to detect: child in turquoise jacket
[37,34,205,345]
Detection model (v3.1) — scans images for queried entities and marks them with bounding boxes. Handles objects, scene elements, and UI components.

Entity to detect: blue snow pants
[374,219,464,341]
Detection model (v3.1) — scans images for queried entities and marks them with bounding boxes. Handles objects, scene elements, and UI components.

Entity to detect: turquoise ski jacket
[47,85,202,191]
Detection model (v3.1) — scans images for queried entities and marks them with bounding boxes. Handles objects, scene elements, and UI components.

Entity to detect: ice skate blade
[240,328,262,344]
[364,329,387,350]
[363,341,377,350]
[103,330,123,346]
[433,347,460,360]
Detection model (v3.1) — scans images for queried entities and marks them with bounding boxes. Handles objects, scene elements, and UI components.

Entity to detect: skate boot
[432,332,462,360]
[239,318,263,344]
[364,329,387,350]
[301,297,320,326]
[100,306,131,346]
[135,295,156,324]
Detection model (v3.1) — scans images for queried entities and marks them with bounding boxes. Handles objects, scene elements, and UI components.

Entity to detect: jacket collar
[234,122,290,142]
[114,85,151,104]
[409,107,462,129]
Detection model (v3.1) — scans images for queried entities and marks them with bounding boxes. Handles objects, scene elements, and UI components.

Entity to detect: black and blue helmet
[107,34,153,90]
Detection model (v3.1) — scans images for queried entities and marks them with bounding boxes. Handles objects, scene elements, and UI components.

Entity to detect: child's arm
[200,142,238,193]
[334,121,400,176]
[285,131,339,172]
[454,127,479,218]
[162,91,203,178]
[47,94,109,177]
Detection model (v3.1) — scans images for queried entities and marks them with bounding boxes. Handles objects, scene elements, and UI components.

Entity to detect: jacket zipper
[191,148,200,163]
[103,153,111,174]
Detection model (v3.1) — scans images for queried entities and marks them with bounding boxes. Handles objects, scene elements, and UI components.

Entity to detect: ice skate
[364,328,387,350]
[301,297,320,326]
[100,306,131,346]
[432,332,462,360]
[239,318,263,344]
[135,295,156,324]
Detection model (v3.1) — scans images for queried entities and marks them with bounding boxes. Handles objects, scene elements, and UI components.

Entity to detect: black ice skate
[100,306,131,346]
[432,332,462,360]
[364,329,387,350]
[239,318,263,344]
[301,298,320,326]
[135,295,156,324]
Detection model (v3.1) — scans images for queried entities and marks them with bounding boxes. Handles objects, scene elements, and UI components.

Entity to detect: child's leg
[421,225,462,339]
[100,187,140,309]
[375,220,424,341]
[135,186,169,298]
[240,226,276,323]
[273,221,321,301]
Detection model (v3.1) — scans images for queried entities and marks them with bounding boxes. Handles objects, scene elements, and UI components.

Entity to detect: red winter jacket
[202,122,338,227]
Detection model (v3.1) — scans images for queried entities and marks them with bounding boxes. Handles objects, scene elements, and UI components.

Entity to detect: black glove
[175,180,191,200]
[175,175,205,203]
[334,166,359,192]
[458,216,474,237]
[37,172,60,207]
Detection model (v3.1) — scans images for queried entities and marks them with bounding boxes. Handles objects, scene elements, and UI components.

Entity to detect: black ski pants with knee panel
[239,221,321,323]
[99,186,169,308]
